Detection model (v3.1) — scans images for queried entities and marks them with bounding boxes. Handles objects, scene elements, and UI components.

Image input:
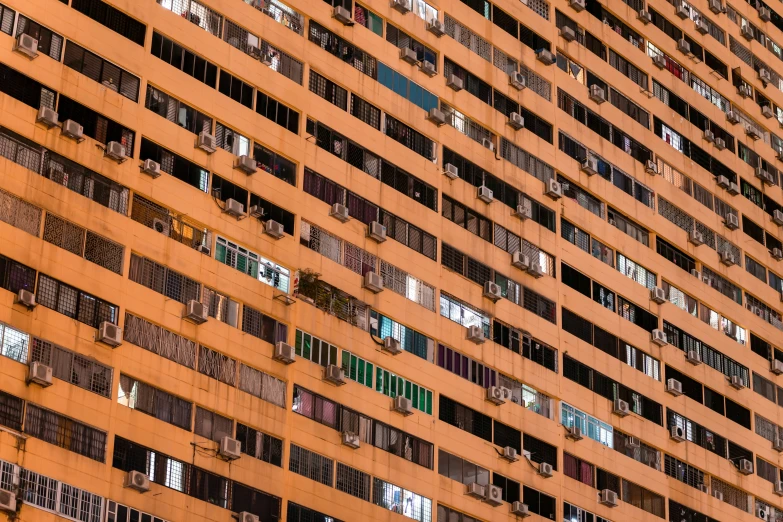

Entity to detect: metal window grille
[384,115,435,160]
[309,70,348,110]
[128,254,201,305]
[158,0,223,37]
[500,138,554,182]
[236,422,283,467]
[62,40,139,101]
[0,187,41,236]
[350,94,381,130]
[0,322,29,363]
[444,14,491,61]
[711,476,751,512]
[288,444,334,486]
[440,102,493,144]
[107,500,169,522]
[440,292,491,336]
[24,403,107,462]
[664,454,705,488]
[201,287,238,327]
[373,477,432,522]
[194,406,233,442]
[238,363,286,407]
[123,313,197,368]
[244,0,303,35]
[31,337,112,397]
[144,85,213,135]
[0,390,23,431]
[118,375,192,430]
[16,15,63,60]
[336,462,371,501]
[308,21,377,79]
[198,345,237,386]
[131,194,211,252]
[36,274,118,328]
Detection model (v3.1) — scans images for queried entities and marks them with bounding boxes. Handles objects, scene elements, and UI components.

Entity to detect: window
[608,208,649,246]
[439,395,492,442]
[194,407,233,443]
[253,144,296,185]
[128,254,201,304]
[57,95,135,150]
[288,444,334,486]
[36,273,118,328]
[214,122,251,156]
[106,500,168,522]
[309,70,348,110]
[377,62,438,112]
[0,390,23,431]
[523,486,556,520]
[372,478,432,522]
[0,63,56,111]
[140,138,209,192]
[236,423,283,467]
[237,363,286,407]
[0,322,29,363]
[563,503,610,522]
[371,311,432,361]
[118,375,192,431]
[309,21,377,80]
[664,454,705,489]
[70,0,146,45]
[124,313,197,368]
[249,194,296,235]
[219,71,254,108]
[664,321,749,386]
[339,349,373,388]
[215,237,290,293]
[0,254,37,295]
[31,337,112,397]
[295,330,339,367]
[523,434,557,469]
[442,195,492,242]
[256,91,300,133]
[437,505,478,522]
[144,85,212,135]
[150,31,217,87]
[492,473,520,503]
[374,364,433,414]
[16,15,63,60]
[335,463,371,501]
[563,452,594,486]
[287,502,342,522]
[384,114,435,160]
[437,449,490,486]
[440,291,491,337]
[63,40,139,101]
[350,94,381,130]
[0,4,14,37]
[159,0,223,37]
[25,404,106,462]
[355,4,383,35]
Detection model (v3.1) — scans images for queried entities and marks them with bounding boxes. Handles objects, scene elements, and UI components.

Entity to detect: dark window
[350,94,381,130]
[36,273,118,328]
[0,389,23,431]
[523,486,556,520]
[439,395,492,442]
[25,403,106,461]
[249,194,295,235]
[442,195,492,242]
[0,254,37,295]
[0,63,57,111]
[309,70,348,110]
[257,92,299,134]
[242,306,287,345]
[523,434,557,469]
[16,15,63,60]
[492,473,520,504]
[144,85,212,135]
[384,114,435,160]
[63,40,139,101]
[71,0,146,45]
[219,71,254,109]
[58,95,135,151]
[287,502,343,522]
[140,138,209,192]
[150,31,217,87]
[308,21,377,80]
[253,144,296,186]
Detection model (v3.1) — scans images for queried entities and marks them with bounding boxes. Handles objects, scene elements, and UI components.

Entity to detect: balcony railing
[243,0,303,35]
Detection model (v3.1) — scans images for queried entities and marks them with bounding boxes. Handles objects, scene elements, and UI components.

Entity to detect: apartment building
[0,0,782,520]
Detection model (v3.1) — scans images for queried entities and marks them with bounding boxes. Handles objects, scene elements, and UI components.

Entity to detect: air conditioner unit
[651,329,668,346]
[599,489,619,507]
[382,336,402,355]
[698,483,709,494]
[566,426,583,440]
[427,18,445,36]
[773,248,783,260]
[486,386,507,405]
[465,483,485,499]
[425,108,446,128]
[728,181,740,195]
[512,251,531,271]
[13,33,38,59]
[508,112,524,130]
[703,128,715,143]
[569,0,585,11]
[447,74,464,91]
[481,138,495,152]
[219,436,241,461]
[152,218,170,236]
[124,470,150,493]
[666,378,683,396]
[273,341,295,364]
[248,204,263,218]
[687,349,702,365]
[720,250,737,266]
[239,513,260,522]
[757,167,773,184]
[27,361,53,387]
[741,24,754,39]
[184,300,208,325]
[197,244,211,256]
[724,213,739,230]
[16,289,36,309]
[739,85,753,99]
[263,219,284,240]
[760,67,773,84]
[538,462,554,478]
[715,137,726,150]
[638,9,652,23]
[391,0,412,13]
[510,502,530,516]
[392,395,413,415]
[514,199,532,220]
[363,271,384,293]
[713,490,724,502]
[773,435,783,452]
[670,425,686,442]
[444,163,459,179]
[329,203,350,222]
[502,446,518,462]
[709,0,723,13]
[590,84,606,105]
[775,481,783,496]
[651,287,667,304]
[645,159,658,174]
[653,54,667,69]
[260,51,274,66]
[763,106,776,121]
[675,3,689,17]
[613,399,630,417]
[717,175,730,189]
[626,436,640,449]
[726,110,741,125]
[738,458,753,474]
[483,281,502,302]
[0,490,15,514]
[420,60,437,77]
[196,131,217,153]
[536,49,556,65]
[509,71,527,90]
[696,18,709,34]
[760,6,772,21]
[342,432,360,449]
[484,484,503,506]
[400,47,418,64]
[324,364,346,386]
[333,5,354,25]
[96,321,122,347]
[224,198,245,219]
[140,159,161,178]
[466,325,485,344]
[477,185,494,204]
[529,261,545,279]
[561,26,577,41]
[36,106,58,128]
[581,156,598,176]
[365,221,386,243]
[677,38,691,55]
[235,155,257,175]
[545,178,562,200]
[774,210,783,226]
[771,360,783,376]
[689,227,705,246]
[62,119,84,141]
[729,375,744,389]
